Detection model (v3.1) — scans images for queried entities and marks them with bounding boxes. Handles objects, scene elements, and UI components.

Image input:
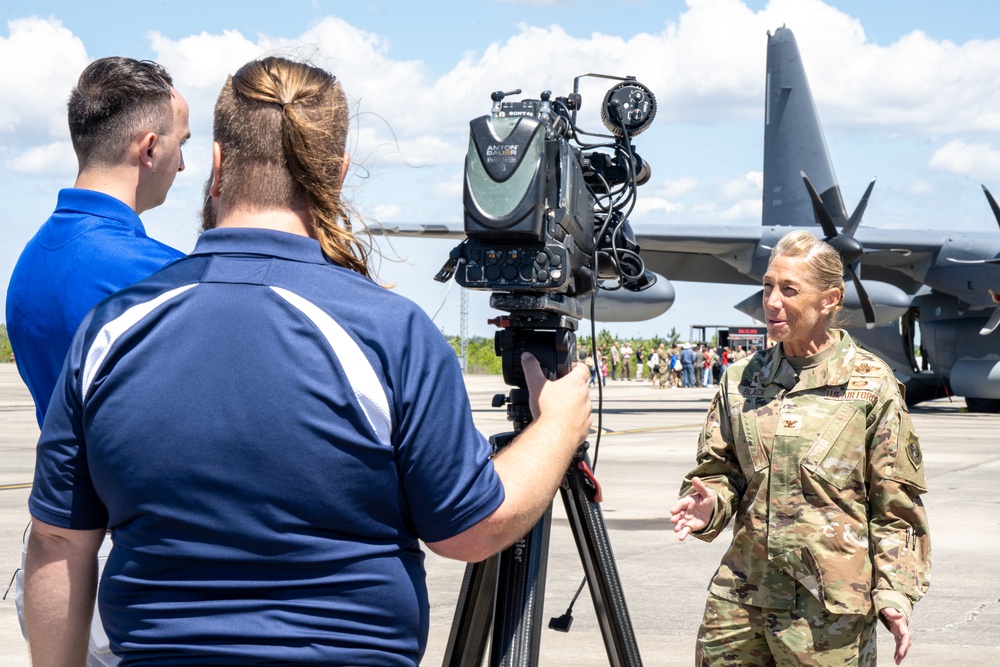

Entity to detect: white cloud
[371,204,402,220]
[0,17,87,141]
[929,139,1000,181]
[656,177,699,198]
[148,29,266,91]
[6,1,1000,241]
[5,140,76,177]
[723,171,763,199]
[124,1,1000,183]
[717,198,762,221]
[148,18,441,171]
[431,175,463,202]
[631,197,685,219]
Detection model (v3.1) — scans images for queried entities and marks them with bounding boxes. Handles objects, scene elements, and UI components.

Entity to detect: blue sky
[3,0,1000,340]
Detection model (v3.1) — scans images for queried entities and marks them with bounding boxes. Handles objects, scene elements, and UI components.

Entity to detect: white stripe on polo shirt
[270,286,393,447]
[81,284,198,401]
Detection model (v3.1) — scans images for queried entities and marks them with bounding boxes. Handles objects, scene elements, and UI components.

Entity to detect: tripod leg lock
[576,459,603,503]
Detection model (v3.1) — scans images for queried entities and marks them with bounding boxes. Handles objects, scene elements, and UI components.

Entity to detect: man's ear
[210,142,223,197]
[138,132,157,169]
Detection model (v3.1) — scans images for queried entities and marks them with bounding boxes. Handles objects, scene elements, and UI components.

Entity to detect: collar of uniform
[190,228,331,265]
[756,345,797,390]
[820,329,858,384]
[55,188,146,233]
[756,329,857,391]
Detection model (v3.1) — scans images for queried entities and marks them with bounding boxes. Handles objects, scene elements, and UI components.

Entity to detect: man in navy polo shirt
[6,56,190,427]
[23,57,593,666]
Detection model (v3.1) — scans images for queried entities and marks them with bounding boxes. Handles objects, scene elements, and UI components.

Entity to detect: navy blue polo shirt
[30,228,504,666]
[6,188,183,426]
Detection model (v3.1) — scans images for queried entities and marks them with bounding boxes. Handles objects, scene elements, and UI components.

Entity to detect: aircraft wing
[369,221,766,286]
[634,223,763,286]
[854,228,942,265]
[366,222,464,239]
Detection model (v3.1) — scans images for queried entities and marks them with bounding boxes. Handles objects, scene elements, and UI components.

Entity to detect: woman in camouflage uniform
[670,230,930,666]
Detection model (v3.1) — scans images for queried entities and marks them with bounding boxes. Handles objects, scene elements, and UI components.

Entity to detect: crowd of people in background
[581,341,759,389]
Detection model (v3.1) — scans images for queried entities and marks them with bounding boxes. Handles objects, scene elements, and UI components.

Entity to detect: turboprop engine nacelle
[580,274,674,322]
[950,358,1000,400]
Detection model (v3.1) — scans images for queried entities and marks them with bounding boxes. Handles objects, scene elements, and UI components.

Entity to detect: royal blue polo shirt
[6,188,183,426]
[30,227,504,666]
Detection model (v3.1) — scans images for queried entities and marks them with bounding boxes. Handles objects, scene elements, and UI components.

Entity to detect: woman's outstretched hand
[669,476,715,541]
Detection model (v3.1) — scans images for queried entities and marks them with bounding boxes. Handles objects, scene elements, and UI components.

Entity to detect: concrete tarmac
[1,365,998,666]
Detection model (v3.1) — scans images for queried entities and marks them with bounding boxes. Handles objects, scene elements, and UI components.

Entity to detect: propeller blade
[844,177,876,237]
[983,185,1000,231]
[981,308,1000,336]
[800,171,839,239]
[846,264,876,329]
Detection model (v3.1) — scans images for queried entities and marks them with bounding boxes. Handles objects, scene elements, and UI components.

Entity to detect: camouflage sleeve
[678,375,747,542]
[868,384,931,619]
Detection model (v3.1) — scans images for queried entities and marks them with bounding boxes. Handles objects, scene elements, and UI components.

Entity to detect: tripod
[442,299,643,667]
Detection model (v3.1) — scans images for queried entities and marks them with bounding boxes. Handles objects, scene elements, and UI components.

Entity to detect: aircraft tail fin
[762,27,848,228]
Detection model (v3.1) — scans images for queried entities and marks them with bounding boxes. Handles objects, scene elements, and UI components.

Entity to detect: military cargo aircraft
[628,26,1000,412]
[375,26,1000,411]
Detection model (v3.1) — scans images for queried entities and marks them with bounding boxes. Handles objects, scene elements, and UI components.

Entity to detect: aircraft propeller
[946,186,1000,265]
[940,185,1000,335]
[801,171,878,329]
[982,185,1000,232]
[945,186,1000,265]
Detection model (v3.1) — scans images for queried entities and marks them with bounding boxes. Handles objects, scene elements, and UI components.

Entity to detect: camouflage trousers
[695,590,877,666]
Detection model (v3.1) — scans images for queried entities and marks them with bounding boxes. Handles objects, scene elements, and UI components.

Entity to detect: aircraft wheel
[965,397,1000,413]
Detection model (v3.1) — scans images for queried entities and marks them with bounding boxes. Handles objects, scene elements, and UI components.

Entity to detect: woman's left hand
[879,607,911,664]
[669,476,715,541]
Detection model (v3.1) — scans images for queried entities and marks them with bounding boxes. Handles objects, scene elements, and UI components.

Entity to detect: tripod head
[487,293,581,431]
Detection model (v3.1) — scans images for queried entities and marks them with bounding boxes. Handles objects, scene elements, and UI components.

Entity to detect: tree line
[0,325,12,362]
[445,326,699,375]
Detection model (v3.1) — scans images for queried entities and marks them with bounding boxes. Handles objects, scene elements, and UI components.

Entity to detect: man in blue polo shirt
[23,57,593,666]
[6,56,190,427]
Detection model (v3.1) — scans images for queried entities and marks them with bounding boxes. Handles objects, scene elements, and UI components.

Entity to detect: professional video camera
[437,74,657,308]
[436,74,657,390]
[437,77,656,666]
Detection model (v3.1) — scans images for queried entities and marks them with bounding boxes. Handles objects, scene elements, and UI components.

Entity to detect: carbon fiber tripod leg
[441,507,553,667]
[442,554,499,666]
[489,506,552,667]
[560,451,643,666]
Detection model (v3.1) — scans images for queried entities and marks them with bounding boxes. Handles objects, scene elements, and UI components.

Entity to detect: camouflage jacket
[680,330,930,618]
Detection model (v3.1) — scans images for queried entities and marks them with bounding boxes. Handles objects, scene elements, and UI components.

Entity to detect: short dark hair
[68,57,174,168]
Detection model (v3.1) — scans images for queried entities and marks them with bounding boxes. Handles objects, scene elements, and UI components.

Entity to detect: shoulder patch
[891,412,927,492]
[907,439,922,466]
